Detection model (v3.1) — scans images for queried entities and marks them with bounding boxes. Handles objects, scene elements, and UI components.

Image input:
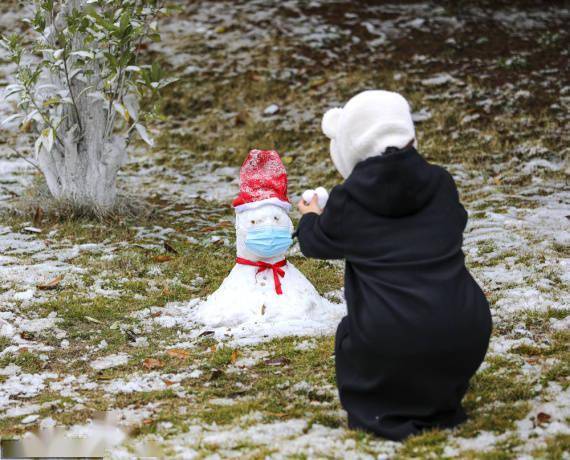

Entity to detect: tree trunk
[39,0,127,211]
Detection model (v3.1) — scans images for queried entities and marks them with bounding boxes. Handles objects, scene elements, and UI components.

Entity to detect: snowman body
[194,204,325,328]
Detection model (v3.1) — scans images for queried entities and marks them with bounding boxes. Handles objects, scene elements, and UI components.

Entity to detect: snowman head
[235,204,293,262]
[232,150,292,262]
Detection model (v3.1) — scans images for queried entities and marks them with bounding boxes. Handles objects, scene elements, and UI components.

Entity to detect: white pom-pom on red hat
[232,149,291,213]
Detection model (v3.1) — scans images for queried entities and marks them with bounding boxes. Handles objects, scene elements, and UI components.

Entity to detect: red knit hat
[232,149,291,213]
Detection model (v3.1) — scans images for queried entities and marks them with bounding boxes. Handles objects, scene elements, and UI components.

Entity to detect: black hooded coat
[295,147,492,441]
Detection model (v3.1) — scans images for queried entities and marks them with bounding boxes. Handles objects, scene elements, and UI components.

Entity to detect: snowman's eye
[274,216,279,221]
[250,220,255,224]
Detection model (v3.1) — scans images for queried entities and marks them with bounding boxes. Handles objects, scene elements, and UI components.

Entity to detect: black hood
[343,148,441,217]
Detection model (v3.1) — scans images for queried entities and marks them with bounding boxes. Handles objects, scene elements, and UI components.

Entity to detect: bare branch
[9,147,43,174]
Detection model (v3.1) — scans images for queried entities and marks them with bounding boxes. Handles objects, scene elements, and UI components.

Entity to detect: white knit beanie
[321,90,417,178]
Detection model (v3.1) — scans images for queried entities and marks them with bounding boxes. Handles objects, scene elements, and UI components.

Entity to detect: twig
[62,45,84,133]
[9,147,43,174]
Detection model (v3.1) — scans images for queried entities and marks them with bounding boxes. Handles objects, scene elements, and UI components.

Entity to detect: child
[295,90,492,441]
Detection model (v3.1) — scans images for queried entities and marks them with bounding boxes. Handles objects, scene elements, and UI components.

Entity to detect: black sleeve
[294,185,347,260]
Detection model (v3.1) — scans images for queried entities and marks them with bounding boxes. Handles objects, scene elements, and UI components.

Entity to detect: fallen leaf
[163,379,175,386]
[536,412,551,424]
[33,207,44,227]
[210,344,217,353]
[84,316,102,324]
[199,330,215,337]
[309,77,326,88]
[493,176,501,185]
[163,241,178,254]
[264,357,290,367]
[261,304,266,315]
[143,358,163,370]
[23,226,42,234]
[20,331,35,340]
[167,348,190,360]
[235,111,248,125]
[142,418,153,425]
[153,255,173,263]
[37,275,63,290]
[230,350,239,363]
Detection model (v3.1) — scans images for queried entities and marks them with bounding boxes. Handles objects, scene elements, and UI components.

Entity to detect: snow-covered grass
[1,0,568,458]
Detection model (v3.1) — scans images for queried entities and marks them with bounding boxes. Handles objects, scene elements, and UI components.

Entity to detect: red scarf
[236,257,287,295]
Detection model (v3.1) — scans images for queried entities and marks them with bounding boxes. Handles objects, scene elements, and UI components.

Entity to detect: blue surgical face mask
[245,226,292,258]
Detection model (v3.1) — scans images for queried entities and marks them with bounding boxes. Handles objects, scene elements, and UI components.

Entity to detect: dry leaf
[143,358,163,370]
[23,226,42,234]
[264,357,290,366]
[309,77,326,88]
[163,379,175,386]
[230,350,239,364]
[33,207,44,227]
[493,176,501,185]
[84,316,102,324]
[261,304,266,315]
[536,412,551,424]
[142,418,153,425]
[210,344,217,353]
[166,348,190,360]
[163,241,178,254]
[235,111,248,125]
[153,255,173,263]
[37,275,63,290]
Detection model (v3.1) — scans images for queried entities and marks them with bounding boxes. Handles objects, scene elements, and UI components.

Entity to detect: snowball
[302,187,329,208]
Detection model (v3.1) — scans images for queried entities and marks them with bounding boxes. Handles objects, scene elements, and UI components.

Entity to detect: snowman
[193,149,332,329]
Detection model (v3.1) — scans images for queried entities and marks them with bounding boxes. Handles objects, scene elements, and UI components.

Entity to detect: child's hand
[297,195,322,215]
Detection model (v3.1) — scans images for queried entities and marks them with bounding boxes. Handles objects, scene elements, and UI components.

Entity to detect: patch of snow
[90,353,130,371]
[421,73,457,86]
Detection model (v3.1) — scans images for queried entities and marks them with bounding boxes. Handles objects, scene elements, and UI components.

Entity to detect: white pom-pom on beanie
[321,90,417,178]
[321,107,343,139]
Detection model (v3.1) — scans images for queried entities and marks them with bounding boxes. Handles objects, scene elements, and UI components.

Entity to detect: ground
[0,0,569,458]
